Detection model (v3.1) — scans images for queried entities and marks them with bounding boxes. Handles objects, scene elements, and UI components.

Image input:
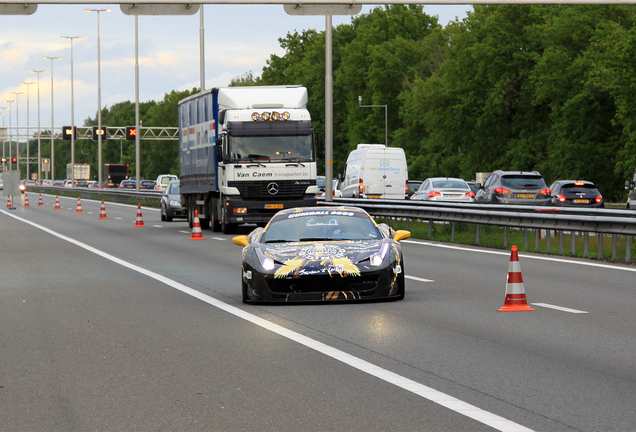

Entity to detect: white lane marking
[179,230,190,234]
[115,217,122,220]
[406,275,434,283]
[211,237,227,241]
[0,208,533,432]
[153,225,163,228]
[402,240,636,273]
[531,303,588,314]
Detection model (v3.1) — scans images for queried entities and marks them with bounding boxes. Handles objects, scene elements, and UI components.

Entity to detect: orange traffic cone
[6,195,12,209]
[134,203,146,227]
[98,200,108,219]
[189,210,206,240]
[498,246,535,312]
[38,193,44,206]
[24,193,30,207]
[75,197,84,214]
[54,195,61,210]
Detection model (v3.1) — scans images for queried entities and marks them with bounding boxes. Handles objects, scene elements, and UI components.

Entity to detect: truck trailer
[105,164,129,187]
[178,85,318,234]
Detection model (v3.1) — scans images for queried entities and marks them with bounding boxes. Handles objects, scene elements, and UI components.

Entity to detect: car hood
[257,239,389,277]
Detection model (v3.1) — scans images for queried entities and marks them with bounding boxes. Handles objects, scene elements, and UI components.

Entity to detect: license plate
[264,204,283,209]
[574,199,589,204]
[516,193,534,199]
[368,195,382,199]
[445,194,462,198]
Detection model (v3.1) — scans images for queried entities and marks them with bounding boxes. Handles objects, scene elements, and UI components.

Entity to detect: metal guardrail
[23,188,636,260]
[322,198,636,261]
[323,198,636,235]
[27,186,162,207]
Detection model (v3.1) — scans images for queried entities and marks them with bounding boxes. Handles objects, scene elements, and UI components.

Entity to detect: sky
[0,3,472,131]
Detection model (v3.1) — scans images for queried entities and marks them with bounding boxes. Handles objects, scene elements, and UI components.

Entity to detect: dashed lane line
[0,208,534,432]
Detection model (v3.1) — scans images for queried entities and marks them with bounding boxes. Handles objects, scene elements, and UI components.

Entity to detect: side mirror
[232,235,249,247]
[315,134,325,159]
[393,230,411,242]
[215,144,223,165]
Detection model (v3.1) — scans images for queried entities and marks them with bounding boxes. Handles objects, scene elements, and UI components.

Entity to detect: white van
[155,174,178,191]
[341,144,408,199]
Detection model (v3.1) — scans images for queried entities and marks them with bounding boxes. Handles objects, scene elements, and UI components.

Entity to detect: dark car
[466,181,480,195]
[160,180,186,222]
[406,180,423,199]
[119,180,136,189]
[232,206,410,304]
[475,170,551,205]
[140,180,156,190]
[74,180,89,188]
[548,180,603,207]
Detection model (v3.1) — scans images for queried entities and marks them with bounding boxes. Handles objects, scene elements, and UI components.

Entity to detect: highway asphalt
[1,193,635,431]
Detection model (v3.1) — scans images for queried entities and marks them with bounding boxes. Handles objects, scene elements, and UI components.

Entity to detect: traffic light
[1,157,6,164]
[11,157,17,163]
[125,126,137,141]
[92,126,107,141]
[62,126,76,141]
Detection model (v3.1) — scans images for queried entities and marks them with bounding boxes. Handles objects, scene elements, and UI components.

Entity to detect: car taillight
[428,191,441,198]
[540,188,551,195]
[494,187,509,194]
[359,179,364,194]
[557,194,566,202]
[466,191,475,198]
[596,195,603,203]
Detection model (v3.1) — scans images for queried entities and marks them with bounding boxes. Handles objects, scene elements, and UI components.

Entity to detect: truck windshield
[229,135,314,162]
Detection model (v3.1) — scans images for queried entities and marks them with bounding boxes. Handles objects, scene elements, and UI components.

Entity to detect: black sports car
[232,206,411,304]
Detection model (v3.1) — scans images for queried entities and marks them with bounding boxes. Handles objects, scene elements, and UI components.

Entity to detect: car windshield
[501,175,546,188]
[561,183,597,193]
[431,180,469,190]
[161,176,176,185]
[168,183,180,194]
[228,135,314,163]
[261,210,381,243]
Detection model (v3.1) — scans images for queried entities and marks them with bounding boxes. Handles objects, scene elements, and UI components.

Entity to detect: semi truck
[105,163,129,187]
[178,85,318,234]
[66,163,90,181]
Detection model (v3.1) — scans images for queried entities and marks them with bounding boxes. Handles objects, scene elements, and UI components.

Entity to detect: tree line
[23,5,636,200]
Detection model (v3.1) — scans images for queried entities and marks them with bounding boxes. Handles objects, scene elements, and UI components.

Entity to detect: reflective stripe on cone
[498,245,535,312]
[189,210,205,240]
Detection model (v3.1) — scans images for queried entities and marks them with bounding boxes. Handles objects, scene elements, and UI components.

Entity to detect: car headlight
[370,243,390,267]
[255,248,276,271]
[169,200,181,206]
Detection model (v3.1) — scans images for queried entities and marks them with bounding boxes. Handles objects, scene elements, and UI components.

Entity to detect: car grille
[228,180,311,200]
[267,274,380,294]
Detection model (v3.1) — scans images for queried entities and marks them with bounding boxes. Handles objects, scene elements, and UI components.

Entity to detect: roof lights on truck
[251,111,291,122]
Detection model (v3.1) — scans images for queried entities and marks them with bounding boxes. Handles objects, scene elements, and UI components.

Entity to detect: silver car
[411,177,476,202]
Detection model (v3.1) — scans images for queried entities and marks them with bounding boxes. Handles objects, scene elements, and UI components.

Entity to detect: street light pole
[4,101,14,170]
[10,92,23,175]
[358,96,388,146]
[30,70,46,183]
[1,107,7,162]
[43,56,61,181]
[86,9,111,189]
[61,36,82,187]
[21,82,34,180]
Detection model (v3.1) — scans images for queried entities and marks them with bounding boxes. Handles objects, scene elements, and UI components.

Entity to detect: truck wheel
[187,198,194,229]
[221,207,238,235]
[212,202,222,232]
[200,217,210,230]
